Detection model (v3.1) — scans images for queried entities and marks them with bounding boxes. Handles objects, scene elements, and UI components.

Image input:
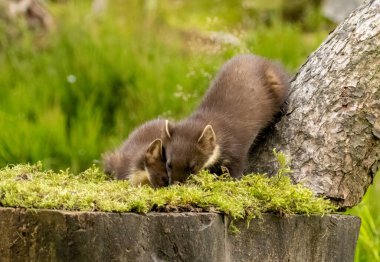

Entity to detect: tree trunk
[247,0,380,208]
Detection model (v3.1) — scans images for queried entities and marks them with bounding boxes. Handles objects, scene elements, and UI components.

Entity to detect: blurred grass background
[0,0,378,260]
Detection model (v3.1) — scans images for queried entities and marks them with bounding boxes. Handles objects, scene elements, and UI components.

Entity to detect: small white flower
[67,74,77,84]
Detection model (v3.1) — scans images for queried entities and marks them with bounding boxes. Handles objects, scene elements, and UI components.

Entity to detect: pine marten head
[103,119,171,188]
[103,140,169,188]
[151,120,220,184]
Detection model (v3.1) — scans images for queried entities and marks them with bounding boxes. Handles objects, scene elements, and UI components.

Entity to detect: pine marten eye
[185,166,192,174]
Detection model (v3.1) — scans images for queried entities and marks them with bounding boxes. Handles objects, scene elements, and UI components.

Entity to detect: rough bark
[248,0,380,208]
[0,208,360,262]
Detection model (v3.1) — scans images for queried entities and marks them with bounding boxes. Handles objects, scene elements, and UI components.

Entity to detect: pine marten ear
[145,139,163,165]
[197,125,216,152]
[165,120,173,139]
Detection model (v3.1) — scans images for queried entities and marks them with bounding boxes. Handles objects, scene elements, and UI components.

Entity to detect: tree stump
[248,0,380,208]
[0,208,360,262]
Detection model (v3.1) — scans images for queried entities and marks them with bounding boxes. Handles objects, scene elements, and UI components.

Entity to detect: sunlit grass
[347,171,380,262]
[0,0,329,172]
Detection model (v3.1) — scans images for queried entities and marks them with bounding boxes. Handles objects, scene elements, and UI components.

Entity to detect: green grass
[0,152,335,220]
[0,0,329,172]
[347,171,380,262]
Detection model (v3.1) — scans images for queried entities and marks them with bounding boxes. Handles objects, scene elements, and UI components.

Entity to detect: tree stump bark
[0,208,360,262]
[248,0,380,208]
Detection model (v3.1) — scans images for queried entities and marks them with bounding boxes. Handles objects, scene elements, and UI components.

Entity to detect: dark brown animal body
[163,54,289,183]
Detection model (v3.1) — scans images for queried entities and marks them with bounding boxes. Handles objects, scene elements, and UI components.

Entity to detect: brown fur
[102,119,169,187]
[164,54,289,183]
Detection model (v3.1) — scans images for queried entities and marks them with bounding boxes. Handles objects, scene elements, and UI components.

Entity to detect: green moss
[0,152,336,220]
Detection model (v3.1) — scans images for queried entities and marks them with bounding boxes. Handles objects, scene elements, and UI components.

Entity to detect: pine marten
[156,54,289,184]
[102,119,169,187]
